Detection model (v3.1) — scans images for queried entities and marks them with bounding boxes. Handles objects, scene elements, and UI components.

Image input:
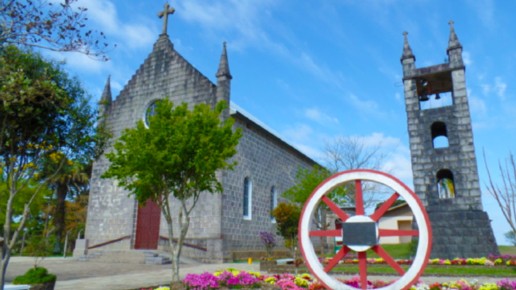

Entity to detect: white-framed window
[243,177,252,219]
[270,186,277,223]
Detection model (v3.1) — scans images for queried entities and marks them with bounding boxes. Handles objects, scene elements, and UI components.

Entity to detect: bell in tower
[400,22,498,258]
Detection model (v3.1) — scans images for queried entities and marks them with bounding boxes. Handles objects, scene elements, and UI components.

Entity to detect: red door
[134,200,161,249]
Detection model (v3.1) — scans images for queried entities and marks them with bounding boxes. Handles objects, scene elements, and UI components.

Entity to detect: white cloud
[462,51,473,66]
[467,89,487,116]
[481,76,507,101]
[495,77,507,100]
[282,124,314,143]
[176,0,276,51]
[82,0,118,33]
[347,93,382,116]
[304,107,339,125]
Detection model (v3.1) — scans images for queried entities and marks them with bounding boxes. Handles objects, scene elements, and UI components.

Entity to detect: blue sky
[49,0,516,245]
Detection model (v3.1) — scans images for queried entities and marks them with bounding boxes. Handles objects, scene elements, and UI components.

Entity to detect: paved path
[4,257,504,290]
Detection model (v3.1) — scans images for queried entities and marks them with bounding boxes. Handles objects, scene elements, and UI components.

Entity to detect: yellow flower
[264,277,276,284]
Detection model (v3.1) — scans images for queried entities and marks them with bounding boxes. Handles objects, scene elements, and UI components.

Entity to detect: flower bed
[141,268,516,290]
[320,255,516,267]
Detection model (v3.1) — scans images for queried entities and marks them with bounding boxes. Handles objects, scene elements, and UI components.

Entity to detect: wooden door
[134,200,160,249]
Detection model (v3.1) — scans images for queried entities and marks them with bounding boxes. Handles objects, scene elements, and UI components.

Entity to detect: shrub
[13,266,56,285]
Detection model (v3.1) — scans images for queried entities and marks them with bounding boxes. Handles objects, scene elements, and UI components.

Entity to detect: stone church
[80,5,318,262]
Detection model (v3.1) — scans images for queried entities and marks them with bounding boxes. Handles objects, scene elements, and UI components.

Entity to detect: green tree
[0,0,112,60]
[38,153,91,253]
[505,231,516,246]
[0,46,99,288]
[282,166,345,254]
[283,165,330,204]
[102,99,241,282]
[272,202,301,268]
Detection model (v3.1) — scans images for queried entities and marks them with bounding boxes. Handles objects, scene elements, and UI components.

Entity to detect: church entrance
[134,200,161,249]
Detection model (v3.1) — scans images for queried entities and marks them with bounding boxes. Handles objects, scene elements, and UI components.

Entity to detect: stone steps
[78,250,172,264]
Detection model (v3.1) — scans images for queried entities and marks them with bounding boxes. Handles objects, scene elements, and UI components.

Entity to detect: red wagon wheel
[299,169,432,290]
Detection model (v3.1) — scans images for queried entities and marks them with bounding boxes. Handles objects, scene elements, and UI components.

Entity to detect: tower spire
[99,75,112,118]
[216,42,232,80]
[401,31,415,61]
[447,20,462,51]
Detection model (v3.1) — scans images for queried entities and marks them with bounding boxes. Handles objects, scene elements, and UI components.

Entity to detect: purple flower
[183,272,219,289]
[498,278,516,290]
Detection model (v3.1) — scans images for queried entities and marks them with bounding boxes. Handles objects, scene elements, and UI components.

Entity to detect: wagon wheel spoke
[370,192,400,221]
[372,245,405,275]
[309,229,341,237]
[358,251,368,290]
[355,180,364,215]
[379,229,419,237]
[322,196,350,222]
[324,245,350,272]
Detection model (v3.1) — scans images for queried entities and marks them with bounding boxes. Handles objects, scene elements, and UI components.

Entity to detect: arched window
[436,169,455,199]
[270,186,277,222]
[431,121,449,148]
[144,99,162,128]
[243,177,252,219]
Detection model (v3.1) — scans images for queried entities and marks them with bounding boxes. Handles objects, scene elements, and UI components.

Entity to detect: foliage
[272,202,301,251]
[259,231,277,257]
[38,153,91,252]
[506,231,516,246]
[0,46,100,288]
[0,0,112,60]
[283,166,331,205]
[64,194,88,240]
[484,151,516,236]
[12,266,56,285]
[102,99,241,282]
[21,234,55,267]
[0,177,51,233]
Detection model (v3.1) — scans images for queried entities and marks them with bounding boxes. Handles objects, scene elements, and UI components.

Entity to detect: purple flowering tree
[259,231,277,257]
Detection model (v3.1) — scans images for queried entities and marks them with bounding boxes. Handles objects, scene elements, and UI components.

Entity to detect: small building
[377,203,413,244]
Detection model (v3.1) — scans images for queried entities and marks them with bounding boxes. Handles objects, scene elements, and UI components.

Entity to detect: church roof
[230,102,319,166]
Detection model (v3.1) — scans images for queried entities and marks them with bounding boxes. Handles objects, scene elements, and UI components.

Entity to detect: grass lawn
[500,245,516,255]
[312,244,516,277]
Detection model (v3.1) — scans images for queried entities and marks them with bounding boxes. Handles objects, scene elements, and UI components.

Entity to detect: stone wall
[220,114,316,260]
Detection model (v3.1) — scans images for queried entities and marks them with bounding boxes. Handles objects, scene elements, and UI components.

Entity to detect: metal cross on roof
[158,3,175,35]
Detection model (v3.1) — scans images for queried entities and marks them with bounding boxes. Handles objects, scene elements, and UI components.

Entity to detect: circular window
[144,100,160,127]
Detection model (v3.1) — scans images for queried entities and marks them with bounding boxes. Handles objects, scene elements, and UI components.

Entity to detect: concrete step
[76,250,199,265]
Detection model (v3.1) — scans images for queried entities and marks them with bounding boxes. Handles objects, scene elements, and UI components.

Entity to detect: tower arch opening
[416,71,454,110]
[431,121,449,148]
[436,169,455,199]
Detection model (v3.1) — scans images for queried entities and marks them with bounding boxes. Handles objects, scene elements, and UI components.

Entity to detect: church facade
[82,8,318,262]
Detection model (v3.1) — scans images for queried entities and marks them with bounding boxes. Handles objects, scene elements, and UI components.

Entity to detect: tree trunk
[53,183,68,253]
[1,248,11,290]
[167,202,190,283]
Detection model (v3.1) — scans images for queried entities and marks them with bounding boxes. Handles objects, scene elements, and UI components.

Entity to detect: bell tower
[401,22,498,258]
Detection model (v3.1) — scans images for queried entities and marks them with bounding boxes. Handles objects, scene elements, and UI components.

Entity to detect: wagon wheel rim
[299,169,432,290]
